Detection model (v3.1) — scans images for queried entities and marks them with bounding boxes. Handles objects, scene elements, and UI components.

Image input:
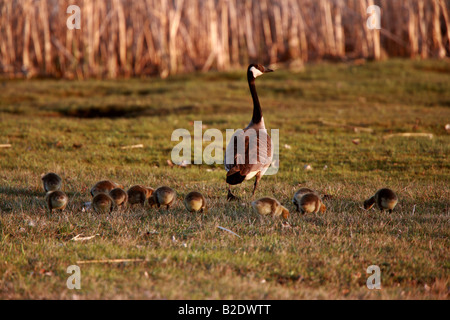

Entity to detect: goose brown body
[45,190,68,213]
[91,180,123,197]
[251,197,289,219]
[184,192,207,213]
[42,173,62,192]
[364,188,398,213]
[127,185,154,206]
[149,186,176,209]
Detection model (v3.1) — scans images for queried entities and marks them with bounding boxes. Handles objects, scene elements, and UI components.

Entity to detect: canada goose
[364,188,398,213]
[225,64,274,201]
[42,173,62,192]
[251,197,289,219]
[292,187,317,212]
[90,180,124,197]
[298,193,326,215]
[109,188,128,208]
[184,191,207,213]
[45,191,68,213]
[127,185,154,206]
[92,193,114,214]
[149,186,176,209]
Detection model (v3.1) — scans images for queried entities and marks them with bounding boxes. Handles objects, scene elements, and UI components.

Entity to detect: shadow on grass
[59,104,200,119]
[0,187,43,197]
[0,187,84,213]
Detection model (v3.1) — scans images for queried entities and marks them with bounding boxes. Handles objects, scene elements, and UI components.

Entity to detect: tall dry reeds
[0,0,449,79]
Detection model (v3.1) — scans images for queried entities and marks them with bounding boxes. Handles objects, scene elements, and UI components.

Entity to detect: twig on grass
[217,226,241,238]
[383,133,433,140]
[71,234,99,242]
[76,259,146,264]
[120,144,144,150]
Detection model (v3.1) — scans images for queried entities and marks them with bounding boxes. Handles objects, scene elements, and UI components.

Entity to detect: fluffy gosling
[149,186,176,209]
[109,188,128,208]
[90,180,124,197]
[127,185,154,206]
[45,191,68,213]
[251,197,289,219]
[292,187,317,212]
[184,191,207,213]
[364,188,398,213]
[92,193,114,214]
[298,193,326,215]
[42,173,62,192]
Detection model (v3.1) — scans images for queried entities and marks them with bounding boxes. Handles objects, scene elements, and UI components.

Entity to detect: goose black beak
[263,67,274,73]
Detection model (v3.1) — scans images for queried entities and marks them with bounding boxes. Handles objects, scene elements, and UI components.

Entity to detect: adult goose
[224,64,274,201]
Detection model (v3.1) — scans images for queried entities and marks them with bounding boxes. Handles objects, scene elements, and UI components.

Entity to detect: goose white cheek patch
[250,66,263,78]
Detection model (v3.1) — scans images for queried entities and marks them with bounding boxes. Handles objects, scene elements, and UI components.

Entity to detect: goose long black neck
[248,75,263,125]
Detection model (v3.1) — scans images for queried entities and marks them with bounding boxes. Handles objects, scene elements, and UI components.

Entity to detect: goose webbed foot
[227,189,240,202]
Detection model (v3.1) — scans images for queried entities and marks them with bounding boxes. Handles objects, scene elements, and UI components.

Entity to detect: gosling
[42,173,62,192]
[45,191,68,213]
[292,187,317,212]
[298,193,326,215]
[92,193,114,214]
[251,197,290,219]
[127,185,154,206]
[364,188,398,213]
[91,180,124,197]
[149,186,176,209]
[184,191,207,213]
[109,188,128,209]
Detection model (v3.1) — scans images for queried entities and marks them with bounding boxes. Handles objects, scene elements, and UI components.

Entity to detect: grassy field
[0,59,449,300]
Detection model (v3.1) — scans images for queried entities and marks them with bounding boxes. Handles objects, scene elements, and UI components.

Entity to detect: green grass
[0,59,449,299]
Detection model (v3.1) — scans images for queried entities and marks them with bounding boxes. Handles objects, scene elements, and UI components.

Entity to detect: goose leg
[251,173,262,198]
[227,185,239,201]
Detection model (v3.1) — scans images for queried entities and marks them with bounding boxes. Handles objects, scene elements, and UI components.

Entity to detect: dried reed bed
[0,0,449,79]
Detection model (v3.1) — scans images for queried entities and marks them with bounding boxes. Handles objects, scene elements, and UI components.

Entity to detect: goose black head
[248,64,274,80]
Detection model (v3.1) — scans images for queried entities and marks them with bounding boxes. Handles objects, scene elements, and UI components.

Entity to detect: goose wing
[224,128,273,178]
